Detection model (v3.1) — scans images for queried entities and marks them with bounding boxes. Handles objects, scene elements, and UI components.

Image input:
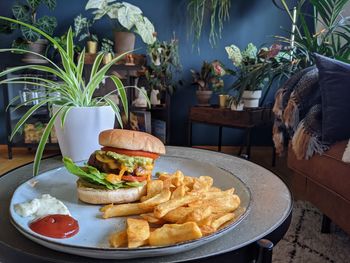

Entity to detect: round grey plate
[9,155,250,259]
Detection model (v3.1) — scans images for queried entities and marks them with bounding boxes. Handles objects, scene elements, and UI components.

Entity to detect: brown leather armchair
[288,141,350,235]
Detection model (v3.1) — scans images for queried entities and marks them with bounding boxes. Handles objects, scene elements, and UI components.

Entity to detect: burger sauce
[29,214,79,238]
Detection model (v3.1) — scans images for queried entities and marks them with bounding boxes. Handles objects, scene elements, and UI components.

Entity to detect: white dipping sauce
[14,194,70,218]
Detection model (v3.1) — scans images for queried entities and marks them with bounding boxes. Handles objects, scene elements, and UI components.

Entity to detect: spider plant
[0,16,147,176]
[275,0,350,65]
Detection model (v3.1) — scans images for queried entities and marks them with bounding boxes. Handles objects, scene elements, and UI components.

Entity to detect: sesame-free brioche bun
[76,179,146,204]
[99,129,166,154]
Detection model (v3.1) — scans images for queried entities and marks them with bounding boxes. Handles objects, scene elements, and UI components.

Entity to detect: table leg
[256,239,274,263]
[188,121,193,147]
[218,126,222,152]
[246,128,252,159]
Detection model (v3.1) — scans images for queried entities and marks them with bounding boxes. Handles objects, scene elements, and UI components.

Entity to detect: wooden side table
[188,106,275,164]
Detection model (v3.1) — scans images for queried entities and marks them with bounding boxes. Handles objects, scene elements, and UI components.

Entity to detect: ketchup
[29,214,79,239]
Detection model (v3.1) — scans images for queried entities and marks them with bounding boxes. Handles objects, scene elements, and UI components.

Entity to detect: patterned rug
[273,201,350,263]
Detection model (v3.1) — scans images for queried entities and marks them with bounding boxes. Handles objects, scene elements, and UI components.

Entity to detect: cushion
[315,54,350,143]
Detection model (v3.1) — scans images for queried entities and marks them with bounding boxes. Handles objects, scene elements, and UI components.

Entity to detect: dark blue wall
[0,0,292,146]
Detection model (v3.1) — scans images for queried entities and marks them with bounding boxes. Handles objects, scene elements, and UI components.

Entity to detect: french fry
[154,195,199,218]
[162,178,175,190]
[210,213,235,230]
[158,172,171,181]
[138,189,171,210]
[171,185,186,199]
[188,194,240,214]
[177,206,212,224]
[192,176,213,192]
[140,213,166,225]
[183,176,195,189]
[100,203,114,212]
[102,203,152,218]
[127,218,150,248]
[149,222,202,246]
[199,225,216,236]
[200,188,235,200]
[109,230,127,248]
[141,180,164,202]
[208,186,222,192]
[162,207,195,223]
[171,170,184,186]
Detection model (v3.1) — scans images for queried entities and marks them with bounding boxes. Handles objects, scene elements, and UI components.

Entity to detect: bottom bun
[76,179,147,204]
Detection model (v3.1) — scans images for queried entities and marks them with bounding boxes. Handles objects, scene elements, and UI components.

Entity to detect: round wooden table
[0,146,292,263]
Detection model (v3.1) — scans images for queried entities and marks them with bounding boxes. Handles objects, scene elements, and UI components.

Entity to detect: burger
[63,129,165,204]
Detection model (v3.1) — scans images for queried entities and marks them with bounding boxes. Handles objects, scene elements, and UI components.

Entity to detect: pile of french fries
[101,170,241,248]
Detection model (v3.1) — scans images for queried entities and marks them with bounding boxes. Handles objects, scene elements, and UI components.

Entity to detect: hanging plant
[187,0,231,51]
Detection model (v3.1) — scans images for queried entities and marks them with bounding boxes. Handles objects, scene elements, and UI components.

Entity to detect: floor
[0,144,295,195]
[0,145,60,175]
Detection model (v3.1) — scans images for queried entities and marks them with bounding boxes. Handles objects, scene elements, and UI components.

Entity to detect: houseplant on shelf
[74,14,98,54]
[187,0,231,51]
[225,42,292,108]
[146,36,182,105]
[0,16,140,177]
[10,0,57,62]
[191,60,226,106]
[100,38,114,64]
[85,0,156,53]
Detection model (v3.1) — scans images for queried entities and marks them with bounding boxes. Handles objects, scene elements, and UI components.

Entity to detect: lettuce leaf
[63,157,124,190]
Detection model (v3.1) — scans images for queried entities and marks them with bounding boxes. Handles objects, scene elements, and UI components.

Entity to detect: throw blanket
[272,66,329,160]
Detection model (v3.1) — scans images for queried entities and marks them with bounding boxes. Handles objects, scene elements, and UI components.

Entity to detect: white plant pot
[230,101,244,111]
[53,105,115,162]
[150,89,161,106]
[242,90,262,108]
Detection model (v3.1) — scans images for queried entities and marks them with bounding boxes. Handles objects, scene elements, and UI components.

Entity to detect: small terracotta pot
[196,90,213,106]
[87,41,98,54]
[22,39,48,63]
[114,31,135,54]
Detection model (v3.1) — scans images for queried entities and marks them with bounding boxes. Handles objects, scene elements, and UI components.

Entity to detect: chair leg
[321,214,331,234]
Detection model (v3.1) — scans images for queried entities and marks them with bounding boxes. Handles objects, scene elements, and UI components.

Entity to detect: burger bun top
[99,129,166,154]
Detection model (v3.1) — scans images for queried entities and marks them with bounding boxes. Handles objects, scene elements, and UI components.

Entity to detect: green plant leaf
[76,48,86,83]
[33,104,64,176]
[43,0,56,10]
[36,16,57,35]
[27,0,42,10]
[21,25,40,42]
[104,96,123,128]
[110,74,128,117]
[12,4,30,22]
[10,98,52,141]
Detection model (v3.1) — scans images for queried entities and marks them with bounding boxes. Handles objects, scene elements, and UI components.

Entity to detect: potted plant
[191,60,226,106]
[74,14,98,54]
[0,16,141,176]
[225,43,290,108]
[85,0,156,54]
[10,0,57,62]
[187,0,231,50]
[100,38,114,64]
[145,36,182,105]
